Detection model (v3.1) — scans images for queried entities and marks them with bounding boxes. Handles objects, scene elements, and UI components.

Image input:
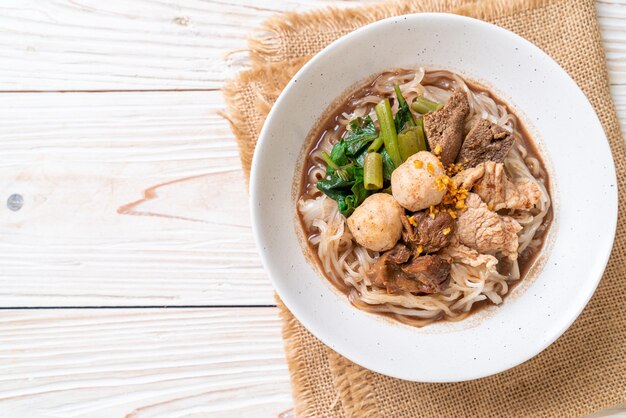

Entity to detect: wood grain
[0,0,623,91]
[0,308,292,417]
[597,0,626,85]
[0,90,272,306]
[0,0,351,91]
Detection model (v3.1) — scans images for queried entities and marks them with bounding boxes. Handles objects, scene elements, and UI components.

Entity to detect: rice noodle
[298,68,552,326]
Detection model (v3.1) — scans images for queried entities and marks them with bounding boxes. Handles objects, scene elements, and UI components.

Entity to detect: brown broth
[297,69,554,326]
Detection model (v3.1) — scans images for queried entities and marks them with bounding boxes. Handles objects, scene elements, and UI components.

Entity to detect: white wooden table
[0,1,624,416]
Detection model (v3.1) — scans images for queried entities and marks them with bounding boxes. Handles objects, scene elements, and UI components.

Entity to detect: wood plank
[597,0,626,85]
[0,307,292,417]
[0,0,349,91]
[0,0,623,91]
[0,90,273,306]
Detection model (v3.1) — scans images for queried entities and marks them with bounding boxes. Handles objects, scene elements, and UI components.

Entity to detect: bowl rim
[249,12,618,382]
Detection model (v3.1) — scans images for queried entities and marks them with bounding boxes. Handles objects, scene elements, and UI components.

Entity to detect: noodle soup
[297,69,553,327]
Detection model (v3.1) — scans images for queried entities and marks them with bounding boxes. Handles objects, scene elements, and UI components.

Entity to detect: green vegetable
[397,130,420,162]
[316,166,369,217]
[394,85,407,107]
[324,115,377,174]
[320,151,338,169]
[393,85,416,133]
[367,135,383,153]
[316,175,353,199]
[344,116,378,156]
[329,141,348,167]
[380,148,395,181]
[345,180,369,214]
[411,96,442,114]
[354,151,366,168]
[375,99,402,168]
[398,127,427,161]
[324,115,375,164]
[363,152,383,190]
[321,151,349,180]
[415,115,424,130]
[317,115,379,216]
[317,95,424,215]
[413,116,429,151]
[323,115,378,182]
[412,126,428,153]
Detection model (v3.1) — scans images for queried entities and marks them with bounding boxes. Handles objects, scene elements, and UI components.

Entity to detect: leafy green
[380,148,395,181]
[321,151,346,179]
[393,85,416,133]
[343,182,369,215]
[394,105,414,133]
[329,141,348,167]
[317,176,353,201]
[324,116,375,176]
[317,166,369,217]
[344,116,378,156]
[352,181,368,204]
[354,151,367,168]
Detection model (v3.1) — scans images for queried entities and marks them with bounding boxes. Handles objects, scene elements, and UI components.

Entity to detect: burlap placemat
[223,0,626,416]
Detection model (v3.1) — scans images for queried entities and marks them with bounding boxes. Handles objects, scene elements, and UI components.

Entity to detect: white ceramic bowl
[250,13,617,382]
